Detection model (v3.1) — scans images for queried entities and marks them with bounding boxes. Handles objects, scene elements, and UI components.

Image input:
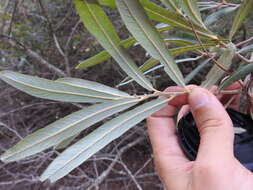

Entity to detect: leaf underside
[0,98,139,162]
[40,98,169,182]
[0,71,130,103]
[116,0,185,87]
[75,0,154,91]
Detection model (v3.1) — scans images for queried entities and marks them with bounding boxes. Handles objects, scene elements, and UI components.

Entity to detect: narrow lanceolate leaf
[204,7,237,26]
[76,25,173,70]
[40,98,169,182]
[54,134,79,150]
[116,0,185,87]
[184,58,210,84]
[76,35,193,71]
[238,44,253,54]
[140,0,217,40]
[160,0,180,12]
[169,43,214,55]
[0,98,140,162]
[75,0,154,91]
[119,57,202,87]
[55,77,129,98]
[118,43,215,86]
[76,37,136,69]
[229,0,253,39]
[180,0,206,28]
[98,0,116,8]
[220,63,253,90]
[202,43,236,88]
[0,71,130,103]
[138,44,213,73]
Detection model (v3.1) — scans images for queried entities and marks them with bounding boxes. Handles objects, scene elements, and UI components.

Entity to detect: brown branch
[236,36,253,47]
[185,16,231,74]
[236,53,253,63]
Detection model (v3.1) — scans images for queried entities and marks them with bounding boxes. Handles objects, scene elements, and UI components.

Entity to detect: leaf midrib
[122,0,184,86]
[86,2,154,91]
[3,98,140,160]
[57,80,130,98]
[2,75,122,100]
[144,4,212,38]
[46,98,171,179]
[184,0,203,26]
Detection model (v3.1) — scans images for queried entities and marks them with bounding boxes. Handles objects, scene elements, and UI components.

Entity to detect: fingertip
[189,88,211,111]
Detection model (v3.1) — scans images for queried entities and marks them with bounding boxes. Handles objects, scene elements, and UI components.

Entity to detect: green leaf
[164,37,197,46]
[76,37,136,69]
[116,0,185,87]
[56,77,129,97]
[54,134,79,150]
[199,3,217,12]
[76,25,173,70]
[119,57,202,87]
[202,43,236,88]
[75,0,154,91]
[204,7,237,26]
[140,0,216,40]
[184,58,210,84]
[160,0,180,12]
[238,44,253,54]
[98,0,116,8]
[118,43,215,86]
[0,71,130,103]
[141,57,201,77]
[180,0,206,27]
[0,98,139,162]
[40,98,169,182]
[229,0,253,39]
[219,63,253,90]
[169,43,214,55]
[141,43,214,72]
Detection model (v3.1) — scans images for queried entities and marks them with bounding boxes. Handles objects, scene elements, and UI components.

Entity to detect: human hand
[147,85,253,190]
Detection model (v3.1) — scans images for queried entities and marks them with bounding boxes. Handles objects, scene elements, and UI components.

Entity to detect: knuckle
[198,118,229,133]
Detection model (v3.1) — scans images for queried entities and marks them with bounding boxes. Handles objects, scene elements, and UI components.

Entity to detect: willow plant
[1,0,253,182]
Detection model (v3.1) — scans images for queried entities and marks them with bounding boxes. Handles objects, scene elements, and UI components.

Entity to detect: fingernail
[189,89,210,111]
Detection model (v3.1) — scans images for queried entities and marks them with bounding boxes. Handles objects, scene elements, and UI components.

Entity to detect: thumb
[188,88,234,160]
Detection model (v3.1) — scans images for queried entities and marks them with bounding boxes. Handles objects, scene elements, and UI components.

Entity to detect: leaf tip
[40,172,51,182]
[75,65,81,70]
[0,153,9,163]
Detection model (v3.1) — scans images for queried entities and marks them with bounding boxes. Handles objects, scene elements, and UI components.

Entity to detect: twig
[185,16,231,73]
[0,178,39,186]
[236,36,253,47]
[218,89,242,95]
[0,121,23,140]
[224,95,237,109]
[7,0,18,36]
[134,156,153,176]
[138,91,188,100]
[0,34,66,77]
[236,53,253,63]
[38,0,71,76]
[64,20,82,51]
[86,137,145,190]
[120,159,143,190]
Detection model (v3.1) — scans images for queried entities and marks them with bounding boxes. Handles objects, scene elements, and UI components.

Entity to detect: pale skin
[147,84,253,190]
